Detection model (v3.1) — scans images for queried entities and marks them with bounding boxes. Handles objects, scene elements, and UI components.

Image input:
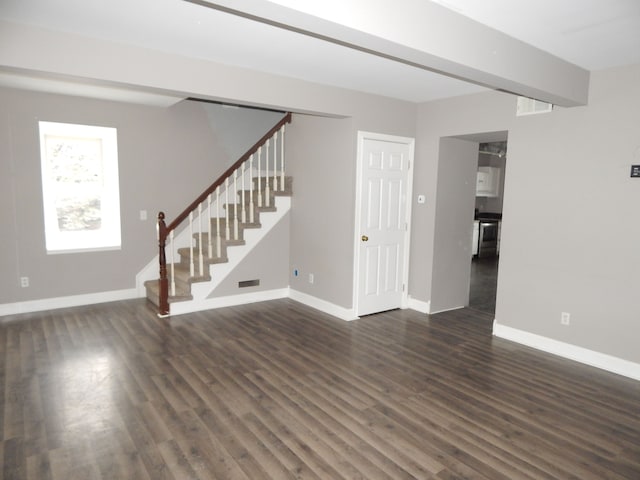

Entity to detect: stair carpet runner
[145,176,292,307]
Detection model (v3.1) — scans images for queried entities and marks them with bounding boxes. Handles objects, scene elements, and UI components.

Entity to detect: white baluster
[207,194,212,258]
[249,154,255,223]
[280,124,285,191]
[273,131,279,192]
[216,187,221,258]
[265,139,271,207]
[198,203,203,276]
[225,178,230,241]
[233,169,239,240]
[189,212,194,277]
[170,230,175,297]
[241,161,246,224]
[257,146,262,207]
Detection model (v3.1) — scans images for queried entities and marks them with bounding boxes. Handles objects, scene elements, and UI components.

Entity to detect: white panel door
[356,135,412,316]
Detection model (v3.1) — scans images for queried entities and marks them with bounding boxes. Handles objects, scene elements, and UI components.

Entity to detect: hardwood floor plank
[3,436,26,480]
[156,438,202,480]
[1,298,639,479]
[25,451,53,480]
[195,405,296,480]
[230,334,440,478]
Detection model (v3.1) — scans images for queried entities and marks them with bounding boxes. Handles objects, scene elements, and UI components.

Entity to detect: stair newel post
[241,161,246,224]
[189,211,194,277]
[157,212,169,316]
[265,139,271,207]
[257,146,262,207]
[207,194,212,259]
[249,154,255,223]
[280,124,285,192]
[198,203,204,276]
[233,169,239,240]
[225,178,231,241]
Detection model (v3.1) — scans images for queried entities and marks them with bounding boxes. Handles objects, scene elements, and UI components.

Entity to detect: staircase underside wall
[209,213,290,298]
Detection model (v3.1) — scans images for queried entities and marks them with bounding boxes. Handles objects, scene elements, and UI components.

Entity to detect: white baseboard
[169,288,290,316]
[0,288,139,317]
[288,289,358,321]
[1,285,356,323]
[407,296,430,314]
[429,304,465,314]
[6,292,637,382]
[493,322,640,382]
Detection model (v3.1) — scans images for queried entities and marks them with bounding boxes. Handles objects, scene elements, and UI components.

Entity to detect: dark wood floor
[468,256,499,315]
[1,299,639,479]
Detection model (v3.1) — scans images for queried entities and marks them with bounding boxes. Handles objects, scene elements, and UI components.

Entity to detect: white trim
[407,296,430,314]
[353,131,415,317]
[493,322,640,382]
[169,288,289,316]
[39,121,121,253]
[289,288,358,321]
[430,304,465,314]
[0,288,138,317]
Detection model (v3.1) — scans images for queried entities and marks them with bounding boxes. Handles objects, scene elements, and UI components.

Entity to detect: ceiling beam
[188,0,590,106]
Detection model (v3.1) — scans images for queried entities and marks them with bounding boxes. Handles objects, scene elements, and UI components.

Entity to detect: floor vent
[239,279,260,288]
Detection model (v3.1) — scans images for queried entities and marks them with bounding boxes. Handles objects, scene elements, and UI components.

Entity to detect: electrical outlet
[308,273,314,284]
[561,312,570,326]
[20,276,29,288]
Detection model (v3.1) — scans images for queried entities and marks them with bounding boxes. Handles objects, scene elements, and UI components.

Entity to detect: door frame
[352,131,415,317]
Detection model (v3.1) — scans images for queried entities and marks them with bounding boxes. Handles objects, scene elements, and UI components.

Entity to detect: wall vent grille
[516,96,553,116]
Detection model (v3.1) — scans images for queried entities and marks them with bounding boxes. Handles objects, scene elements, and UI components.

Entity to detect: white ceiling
[1,0,639,105]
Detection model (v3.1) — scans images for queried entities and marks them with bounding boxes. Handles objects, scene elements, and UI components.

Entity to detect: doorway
[428,131,507,315]
[353,131,414,317]
[469,139,507,315]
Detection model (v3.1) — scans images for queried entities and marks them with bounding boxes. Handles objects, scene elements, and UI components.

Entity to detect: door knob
[361,235,369,242]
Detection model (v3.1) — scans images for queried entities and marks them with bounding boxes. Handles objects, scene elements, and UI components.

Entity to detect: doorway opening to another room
[469,137,507,315]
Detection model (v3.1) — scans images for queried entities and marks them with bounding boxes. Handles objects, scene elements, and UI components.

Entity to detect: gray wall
[202,104,287,161]
[429,137,478,313]
[411,90,515,307]
[415,63,640,364]
[209,214,290,297]
[499,63,640,363]
[286,114,355,308]
[286,97,417,310]
[0,87,283,305]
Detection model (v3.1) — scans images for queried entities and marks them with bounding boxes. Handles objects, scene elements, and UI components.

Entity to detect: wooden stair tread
[144,279,193,304]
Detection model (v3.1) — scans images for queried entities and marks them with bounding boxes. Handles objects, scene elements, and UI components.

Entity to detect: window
[39,121,121,253]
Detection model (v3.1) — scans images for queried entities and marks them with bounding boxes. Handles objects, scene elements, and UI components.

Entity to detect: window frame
[38,121,122,254]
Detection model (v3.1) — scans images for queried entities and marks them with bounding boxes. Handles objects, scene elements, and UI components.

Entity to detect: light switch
[417,194,426,204]
[140,210,148,221]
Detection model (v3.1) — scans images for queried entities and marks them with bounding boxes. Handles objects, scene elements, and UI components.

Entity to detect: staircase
[143,113,292,316]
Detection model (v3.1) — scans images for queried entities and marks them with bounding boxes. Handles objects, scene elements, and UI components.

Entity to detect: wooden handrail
[156,112,292,316]
[165,112,291,233]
